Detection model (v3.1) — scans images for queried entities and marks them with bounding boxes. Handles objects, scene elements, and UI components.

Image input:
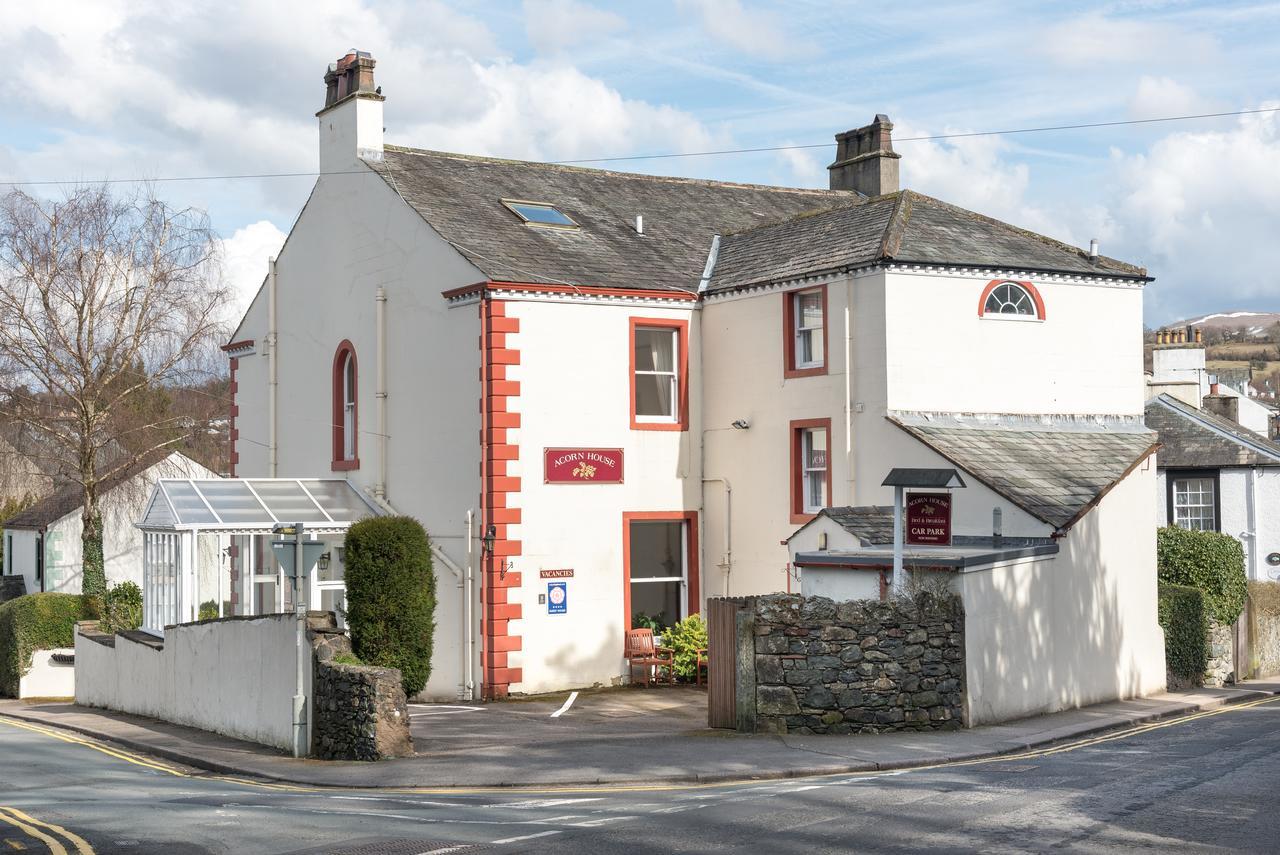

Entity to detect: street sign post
[271,522,322,759]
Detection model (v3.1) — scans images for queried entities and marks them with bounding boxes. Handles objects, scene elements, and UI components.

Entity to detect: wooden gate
[1234,597,1253,682]
[707,597,751,729]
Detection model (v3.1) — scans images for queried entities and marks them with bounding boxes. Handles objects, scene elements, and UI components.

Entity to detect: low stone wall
[309,613,412,761]
[1204,620,1234,687]
[749,593,965,735]
[1251,609,1280,678]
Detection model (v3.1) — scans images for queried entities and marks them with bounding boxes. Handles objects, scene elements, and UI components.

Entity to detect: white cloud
[1128,76,1216,119]
[676,0,807,61]
[1103,106,1280,319]
[1040,13,1219,70]
[220,220,287,324]
[523,0,625,53]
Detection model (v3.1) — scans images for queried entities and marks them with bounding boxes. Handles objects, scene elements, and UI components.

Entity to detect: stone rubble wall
[1204,619,1234,688]
[750,593,965,735]
[1250,609,1280,679]
[309,613,413,761]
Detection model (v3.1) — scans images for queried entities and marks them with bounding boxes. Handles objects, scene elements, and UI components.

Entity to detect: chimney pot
[323,48,380,109]
[829,114,902,196]
[1088,238,1099,261]
[1195,328,1203,343]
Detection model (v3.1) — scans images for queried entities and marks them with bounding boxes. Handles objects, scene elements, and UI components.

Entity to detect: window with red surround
[622,511,700,641]
[630,317,689,431]
[978,279,1046,320]
[783,284,828,378]
[331,340,359,471]
[790,418,832,524]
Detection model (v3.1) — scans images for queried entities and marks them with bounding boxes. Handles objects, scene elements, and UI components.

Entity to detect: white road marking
[415,847,470,855]
[503,798,603,810]
[492,830,563,845]
[568,816,635,827]
[550,691,579,718]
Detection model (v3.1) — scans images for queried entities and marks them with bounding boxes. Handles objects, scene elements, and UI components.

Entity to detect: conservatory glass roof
[137,479,382,532]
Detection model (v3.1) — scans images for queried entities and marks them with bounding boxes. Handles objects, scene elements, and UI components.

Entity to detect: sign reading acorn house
[544,448,624,484]
[905,492,952,546]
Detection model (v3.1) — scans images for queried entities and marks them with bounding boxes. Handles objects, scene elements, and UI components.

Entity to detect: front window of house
[343,354,356,459]
[1172,475,1217,531]
[627,518,688,630]
[980,280,1044,320]
[631,319,687,430]
[791,420,831,522]
[784,286,827,376]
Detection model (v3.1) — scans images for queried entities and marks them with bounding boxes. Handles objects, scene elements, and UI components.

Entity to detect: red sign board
[544,448,624,484]
[906,493,952,546]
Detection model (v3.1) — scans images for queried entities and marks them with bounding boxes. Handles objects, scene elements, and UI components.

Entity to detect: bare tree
[0,185,229,596]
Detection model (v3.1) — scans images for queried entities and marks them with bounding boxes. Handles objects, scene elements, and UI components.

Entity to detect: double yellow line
[0,806,93,855]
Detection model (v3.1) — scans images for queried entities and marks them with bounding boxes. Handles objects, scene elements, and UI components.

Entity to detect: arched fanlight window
[980,280,1045,320]
[332,341,358,470]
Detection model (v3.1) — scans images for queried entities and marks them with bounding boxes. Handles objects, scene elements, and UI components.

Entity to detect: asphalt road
[2,696,1280,854]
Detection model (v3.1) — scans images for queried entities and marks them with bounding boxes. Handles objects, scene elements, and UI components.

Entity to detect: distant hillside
[1165,311,1280,338]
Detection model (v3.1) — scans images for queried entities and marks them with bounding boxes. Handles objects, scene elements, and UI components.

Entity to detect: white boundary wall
[18,648,75,698]
[75,614,306,750]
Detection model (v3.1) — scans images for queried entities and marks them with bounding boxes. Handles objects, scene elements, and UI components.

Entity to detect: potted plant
[633,612,666,646]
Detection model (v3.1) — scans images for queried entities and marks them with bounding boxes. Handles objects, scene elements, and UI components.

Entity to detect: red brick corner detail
[481,298,523,699]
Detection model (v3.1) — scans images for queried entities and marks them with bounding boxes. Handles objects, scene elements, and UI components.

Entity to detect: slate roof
[1145,394,1280,468]
[705,191,1146,293]
[368,146,855,293]
[365,150,1146,295]
[888,412,1160,531]
[818,505,896,545]
[4,451,176,530]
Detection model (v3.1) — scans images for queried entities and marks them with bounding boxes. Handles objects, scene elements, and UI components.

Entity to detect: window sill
[980,314,1043,323]
[790,511,818,526]
[331,458,360,472]
[631,419,687,432]
[784,364,827,379]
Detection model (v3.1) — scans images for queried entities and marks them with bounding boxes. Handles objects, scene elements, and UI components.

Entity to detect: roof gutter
[696,234,721,295]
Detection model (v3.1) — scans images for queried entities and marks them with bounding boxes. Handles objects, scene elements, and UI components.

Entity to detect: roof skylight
[502,200,578,228]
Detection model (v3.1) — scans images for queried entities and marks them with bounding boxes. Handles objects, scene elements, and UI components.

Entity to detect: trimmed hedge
[0,593,99,697]
[1156,526,1247,625]
[1157,582,1209,689]
[343,516,437,697]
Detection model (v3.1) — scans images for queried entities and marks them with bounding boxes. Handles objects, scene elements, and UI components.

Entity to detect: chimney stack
[1203,393,1240,424]
[828,114,901,197]
[317,49,385,174]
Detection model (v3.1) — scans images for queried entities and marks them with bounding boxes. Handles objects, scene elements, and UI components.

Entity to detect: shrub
[1157,582,1210,689]
[1156,527,1247,625]
[0,593,99,697]
[343,516,436,697]
[632,612,665,634]
[197,600,219,621]
[101,581,143,633]
[666,613,707,680]
[332,652,363,666]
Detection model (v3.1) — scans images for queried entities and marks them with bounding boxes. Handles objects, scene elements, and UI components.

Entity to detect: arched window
[332,341,358,470]
[979,279,1045,320]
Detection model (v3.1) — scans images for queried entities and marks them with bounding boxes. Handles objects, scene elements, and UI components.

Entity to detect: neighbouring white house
[2,451,215,597]
[220,49,1167,710]
[1146,341,1280,581]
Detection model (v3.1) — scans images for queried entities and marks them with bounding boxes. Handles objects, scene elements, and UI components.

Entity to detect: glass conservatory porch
[135,478,383,635]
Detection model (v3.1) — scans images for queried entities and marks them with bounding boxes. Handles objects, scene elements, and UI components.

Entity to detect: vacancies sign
[906,492,952,546]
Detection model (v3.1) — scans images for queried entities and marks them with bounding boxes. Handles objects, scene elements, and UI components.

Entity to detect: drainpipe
[702,478,732,596]
[1244,468,1259,581]
[844,280,856,504]
[375,286,388,499]
[267,257,278,476]
[464,509,476,700]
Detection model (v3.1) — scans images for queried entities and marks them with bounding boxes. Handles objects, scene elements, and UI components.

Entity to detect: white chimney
[318,49,384,175]
[1088,238,1099,261]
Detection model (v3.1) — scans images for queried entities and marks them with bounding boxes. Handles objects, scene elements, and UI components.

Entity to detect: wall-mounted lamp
[731,418,750,430]
[317,552,331,572]
[482,524,497,555]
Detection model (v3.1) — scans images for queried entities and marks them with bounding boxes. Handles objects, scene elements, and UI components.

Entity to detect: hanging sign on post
[905,493,952,546]
[270,540,328,578]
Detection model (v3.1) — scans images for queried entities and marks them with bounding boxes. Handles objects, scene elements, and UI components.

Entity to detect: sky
[1,0,1278,327]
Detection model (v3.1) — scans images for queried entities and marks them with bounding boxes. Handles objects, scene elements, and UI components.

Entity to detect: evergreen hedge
[0,593,99,697]
[1157,582,1209,688]
[1156,526,1247,625]
[343,516,436,697]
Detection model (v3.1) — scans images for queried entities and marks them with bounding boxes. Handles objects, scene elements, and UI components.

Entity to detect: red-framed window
[630,317,689,431]
[332,340,359,471]
[978,279,1046,320]
[790,417,832,524]
[622,511,700,636]
[783,284,828,378]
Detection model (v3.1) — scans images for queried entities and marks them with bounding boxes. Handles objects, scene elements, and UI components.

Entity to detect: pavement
[3,680,1280,790]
